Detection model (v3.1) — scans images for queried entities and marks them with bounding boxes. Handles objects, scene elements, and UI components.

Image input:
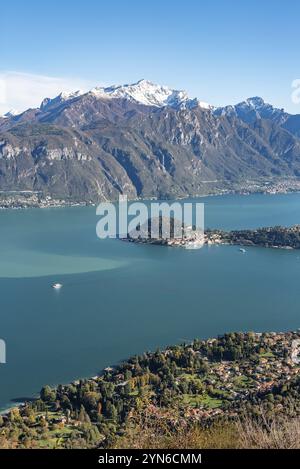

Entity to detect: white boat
[239,248,246,253]
[52,283,63,289]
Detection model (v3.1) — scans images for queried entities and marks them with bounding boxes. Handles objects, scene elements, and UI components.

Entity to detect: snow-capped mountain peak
[2,109,20,118]
[90,79,207,110]
[40,90,84,110]
[214,96,288,125]
[37,80,211,112]
[245,96,266,109]
[59,90,84,100]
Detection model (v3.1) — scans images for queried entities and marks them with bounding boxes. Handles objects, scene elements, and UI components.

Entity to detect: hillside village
[1,330,300,448]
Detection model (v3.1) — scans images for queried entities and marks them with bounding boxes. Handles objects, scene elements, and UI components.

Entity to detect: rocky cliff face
[1,81,300,203]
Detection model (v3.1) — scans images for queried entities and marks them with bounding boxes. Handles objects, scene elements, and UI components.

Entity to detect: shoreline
[1,324,299,413]
[1,328,300,448]
[124,225,300,251]
[2,183,300,210]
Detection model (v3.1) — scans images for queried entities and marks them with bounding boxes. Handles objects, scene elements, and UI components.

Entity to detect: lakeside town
[0,192,92,209]
[125,223,300,250]
[1,177,300,209]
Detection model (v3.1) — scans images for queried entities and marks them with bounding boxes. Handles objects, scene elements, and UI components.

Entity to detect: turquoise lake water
[0,192,300,409]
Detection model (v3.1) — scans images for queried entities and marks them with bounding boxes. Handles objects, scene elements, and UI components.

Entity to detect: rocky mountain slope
[215,96,300,138]
[1,80,300,204]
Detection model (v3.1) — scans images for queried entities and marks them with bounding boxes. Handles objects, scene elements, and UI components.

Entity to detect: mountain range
[1,79,300,203]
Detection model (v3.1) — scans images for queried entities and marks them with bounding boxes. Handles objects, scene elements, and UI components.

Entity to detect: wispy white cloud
[0,71,96,115]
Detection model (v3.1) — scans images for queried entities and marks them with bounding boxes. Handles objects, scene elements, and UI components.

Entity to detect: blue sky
[1,0,300,113]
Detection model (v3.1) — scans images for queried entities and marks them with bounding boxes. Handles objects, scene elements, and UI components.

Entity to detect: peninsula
[124,224,300,250]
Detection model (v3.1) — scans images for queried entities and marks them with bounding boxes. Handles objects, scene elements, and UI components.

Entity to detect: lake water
[0,193,300,409]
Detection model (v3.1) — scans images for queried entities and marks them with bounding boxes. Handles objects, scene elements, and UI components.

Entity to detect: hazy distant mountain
[215,97,300,137]
[214,97,288,124]
[1,80,300,203]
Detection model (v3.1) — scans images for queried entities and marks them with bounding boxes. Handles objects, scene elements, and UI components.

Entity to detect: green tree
[40,385,56,403]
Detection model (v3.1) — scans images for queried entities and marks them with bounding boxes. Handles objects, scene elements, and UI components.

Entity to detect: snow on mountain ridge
[39,79,211,111]
[214,96,288,126]
[90,79,202,109]
[2,109,20,118]
[40,90,84,110]
[245,96,266,108]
